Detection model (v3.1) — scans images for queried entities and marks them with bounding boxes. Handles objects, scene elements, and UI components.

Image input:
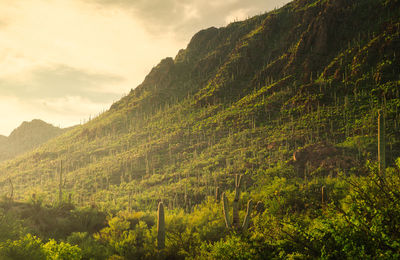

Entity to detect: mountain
[0,135,6,144]
[0,119,69,162]
[0,0,398,214]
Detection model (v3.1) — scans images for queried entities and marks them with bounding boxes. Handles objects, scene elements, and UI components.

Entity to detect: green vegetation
[0,0,399,258]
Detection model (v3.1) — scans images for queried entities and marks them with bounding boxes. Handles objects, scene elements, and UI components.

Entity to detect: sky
[0,0,289,136]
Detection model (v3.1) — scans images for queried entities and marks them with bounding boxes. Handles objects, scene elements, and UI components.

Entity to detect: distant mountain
[0,135,6,144]
[0,119,69,162]
[0,0,399,210]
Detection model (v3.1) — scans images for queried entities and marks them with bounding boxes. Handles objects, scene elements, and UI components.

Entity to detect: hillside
[0,0,399,216]
[0,119,69,162]
[0,0,399,258]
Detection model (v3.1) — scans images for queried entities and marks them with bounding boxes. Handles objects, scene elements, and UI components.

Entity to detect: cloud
[0,19,7,28]
[0,65,124,103]
[0,0,182,89]
[88,0,290,41]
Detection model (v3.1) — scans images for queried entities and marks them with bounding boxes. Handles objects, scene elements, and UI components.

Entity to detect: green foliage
[67,232,110,260]
[0,201,107,241]
[0,210,25,243]
[319,164,400,258]
[164,210,201,258]
[272,161,400,259]
[0,234,83,260]
[185,198,227,242]
[94,215,155,259]
[43,239,82,260]
[200,235,257,260]
[0,234,46,260]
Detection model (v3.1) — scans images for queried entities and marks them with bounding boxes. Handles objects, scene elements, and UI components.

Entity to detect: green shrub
[67,232,110,260]
[0,210,26,243]
[43,239,82,260]
[200,235,257,260]
[0,234,46,260]
[95,216,155,259]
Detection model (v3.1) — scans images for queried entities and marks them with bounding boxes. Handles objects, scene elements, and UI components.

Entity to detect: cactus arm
[242,200,253,231]
[232,199,239,229]
[234,174,242,201]
[378,110,386,175]
[222,193,231,229]
[232,175,242,228]
[59,160,63,203]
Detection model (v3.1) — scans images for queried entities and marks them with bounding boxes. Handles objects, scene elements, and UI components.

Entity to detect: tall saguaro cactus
[8,178,13,202]
[215,187,220,202]
[222,175,253,232]
[232,174,242,228]
[157,201,165,250]
[59,160,63,203]
[378,110,386,175]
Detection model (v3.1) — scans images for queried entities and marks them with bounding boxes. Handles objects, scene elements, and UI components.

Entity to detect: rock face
[291,143,356,176]
[0,119,68,162]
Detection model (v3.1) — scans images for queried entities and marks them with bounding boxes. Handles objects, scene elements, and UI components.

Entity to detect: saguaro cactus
[157,202,165,250]
[222,175,253,231]
[59,160,63,203]
[215,187,220,202]
[378,110,386,175]
[232,174,242,228]
[8,178,13,202]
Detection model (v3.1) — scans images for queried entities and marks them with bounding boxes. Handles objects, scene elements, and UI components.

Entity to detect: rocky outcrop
[291,142,357,176]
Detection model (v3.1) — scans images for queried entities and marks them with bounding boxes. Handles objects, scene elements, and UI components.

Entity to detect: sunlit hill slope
[0,0,399,214]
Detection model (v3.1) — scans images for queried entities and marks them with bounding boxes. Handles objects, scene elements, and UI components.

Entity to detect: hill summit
[0,119,67,162]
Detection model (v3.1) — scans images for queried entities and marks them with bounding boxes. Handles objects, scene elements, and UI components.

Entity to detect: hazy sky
[0,0,289,136]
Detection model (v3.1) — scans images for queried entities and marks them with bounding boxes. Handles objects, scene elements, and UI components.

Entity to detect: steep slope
[0,0,399,212]
[0,120,69,162]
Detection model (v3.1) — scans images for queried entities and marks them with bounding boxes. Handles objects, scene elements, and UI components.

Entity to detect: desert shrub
[95,216,155,259]
[200,234,257,260]
[43,239,82,260]
[0,210,26,242]
[67,232,110,260]
[0,234,46,260]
